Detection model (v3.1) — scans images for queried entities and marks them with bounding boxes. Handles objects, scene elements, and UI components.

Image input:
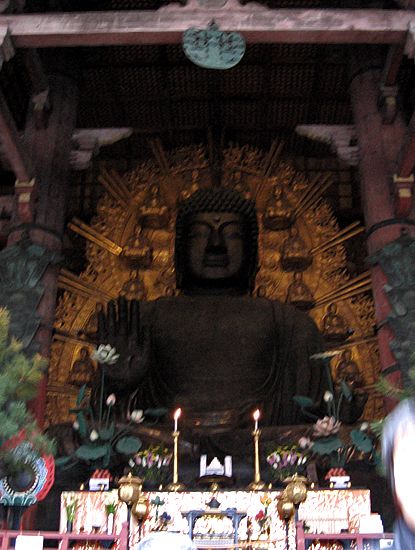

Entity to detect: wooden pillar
[349,53,412,388]
[9,75,78,425]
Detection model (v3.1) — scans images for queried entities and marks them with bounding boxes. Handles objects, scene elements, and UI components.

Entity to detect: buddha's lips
[203,255,229,267]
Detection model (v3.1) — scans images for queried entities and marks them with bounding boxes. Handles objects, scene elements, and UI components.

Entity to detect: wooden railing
[0,522,128,550]
[296,521,394,550]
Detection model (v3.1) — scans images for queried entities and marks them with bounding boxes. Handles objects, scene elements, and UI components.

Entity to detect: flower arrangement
[294,352,377,470]
[266,442,310,482]
[130,445,172,485]
[57,345,147,470]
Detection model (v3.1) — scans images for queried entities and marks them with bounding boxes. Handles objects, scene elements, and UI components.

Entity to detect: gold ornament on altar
[47,141,382,427]
[117,472,143,506]
[132,495,150,522]
[277,497,295,520]
[283,473,308,506]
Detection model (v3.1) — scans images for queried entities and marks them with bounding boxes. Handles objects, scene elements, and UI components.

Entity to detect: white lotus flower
[73,420,79,431]
[90,429,99,441]
[106,393,116,406]
[92,344,120,365]
[130,409,144,423]
[323,391,334,403]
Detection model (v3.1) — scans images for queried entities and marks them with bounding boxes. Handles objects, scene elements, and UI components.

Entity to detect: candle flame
[174,408,182,420]
[253,409,260,421]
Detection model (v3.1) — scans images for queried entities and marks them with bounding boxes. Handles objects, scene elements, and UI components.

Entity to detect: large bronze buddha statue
[97,188,327,435]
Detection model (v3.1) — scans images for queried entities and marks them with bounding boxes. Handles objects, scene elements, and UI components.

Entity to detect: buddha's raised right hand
[96,296,150,392]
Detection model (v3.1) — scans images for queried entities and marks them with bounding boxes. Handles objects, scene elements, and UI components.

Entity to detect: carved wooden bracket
[393,173,414,217]
[0,26,14,69]
[70,128,132,170]
[295,124,359,166]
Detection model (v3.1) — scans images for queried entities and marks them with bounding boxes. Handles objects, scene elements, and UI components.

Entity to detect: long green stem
[99,366,105,425]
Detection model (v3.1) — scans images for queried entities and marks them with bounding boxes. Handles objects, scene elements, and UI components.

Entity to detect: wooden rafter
[1,9,415,48]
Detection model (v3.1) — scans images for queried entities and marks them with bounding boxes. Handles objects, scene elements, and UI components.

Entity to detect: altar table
[61,489,371,549]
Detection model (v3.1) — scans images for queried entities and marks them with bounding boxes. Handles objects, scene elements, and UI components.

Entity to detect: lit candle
[174,408,181,432]
[253,409,260,431]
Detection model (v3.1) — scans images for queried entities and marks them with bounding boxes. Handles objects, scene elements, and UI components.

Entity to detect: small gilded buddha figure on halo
[280,226,313,271]
[321,303,354,342]
[122,226,153,269]
[286,271,315,310]
[138,184,170,229]
[263,183,295,231]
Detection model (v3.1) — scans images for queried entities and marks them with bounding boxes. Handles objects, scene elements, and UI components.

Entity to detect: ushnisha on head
[175,187,259,293]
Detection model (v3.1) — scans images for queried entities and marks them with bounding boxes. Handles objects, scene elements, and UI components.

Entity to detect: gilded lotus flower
[313,416,341,438]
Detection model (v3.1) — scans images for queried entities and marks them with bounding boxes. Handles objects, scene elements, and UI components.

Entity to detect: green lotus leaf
[312,436,343,455]
[115,436,142,455]
[99,425,115,441]
[350,429,373,453]
[75,444,109,461]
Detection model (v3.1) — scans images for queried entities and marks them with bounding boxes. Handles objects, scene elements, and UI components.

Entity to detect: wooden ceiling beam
[2,9,415,48]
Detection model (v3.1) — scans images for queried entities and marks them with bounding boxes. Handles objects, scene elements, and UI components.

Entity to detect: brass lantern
[277,497,295,520]
[132,496,150,522]
[283,473,308,506]
[117,473,143,506]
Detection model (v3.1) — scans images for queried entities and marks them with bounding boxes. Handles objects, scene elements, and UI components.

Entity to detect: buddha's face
[184,212,248,285]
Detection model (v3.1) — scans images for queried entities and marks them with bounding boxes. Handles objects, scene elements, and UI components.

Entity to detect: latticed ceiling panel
[167,66,210,99]
[124,100,167,128]
[315,101,352,124]
[220,100,265,127]
[115,67,166,98]
[265,100,309,127]
[316,64,350,100]
[267,65,316,98]
[168,99,211,128]
[217,66,266,97]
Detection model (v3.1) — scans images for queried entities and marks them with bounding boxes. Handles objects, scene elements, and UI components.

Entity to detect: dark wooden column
[349,54,412,391]
[9,75,78,424]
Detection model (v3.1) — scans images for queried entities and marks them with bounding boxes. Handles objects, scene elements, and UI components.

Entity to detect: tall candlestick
[253,409,260,431]
[247,411,265,491]
[174,407,181,432]
[166,409,185,492]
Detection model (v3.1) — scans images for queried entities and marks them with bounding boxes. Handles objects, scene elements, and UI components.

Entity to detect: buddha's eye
[188,224,210,238]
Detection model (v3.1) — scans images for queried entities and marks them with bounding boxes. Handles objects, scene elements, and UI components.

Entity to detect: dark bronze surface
[96,188,328,443]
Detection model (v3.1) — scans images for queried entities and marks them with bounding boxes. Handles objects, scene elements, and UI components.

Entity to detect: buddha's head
[175,187,258,293]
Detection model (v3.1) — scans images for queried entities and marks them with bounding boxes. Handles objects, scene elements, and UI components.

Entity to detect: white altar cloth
[137,532,196,550]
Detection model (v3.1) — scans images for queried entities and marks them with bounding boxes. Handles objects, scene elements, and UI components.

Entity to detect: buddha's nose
[206,229,226,254]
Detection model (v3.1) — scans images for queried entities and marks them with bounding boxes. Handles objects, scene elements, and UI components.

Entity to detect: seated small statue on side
[280,226,313,271]
[138,185,170,229]
[321,303,354,342]
[286,272,315,310]
[68,346,95,387]
[335,349,368,423]
[263,184,295,231]
[122,226,153,269]
[121,270,147,301]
